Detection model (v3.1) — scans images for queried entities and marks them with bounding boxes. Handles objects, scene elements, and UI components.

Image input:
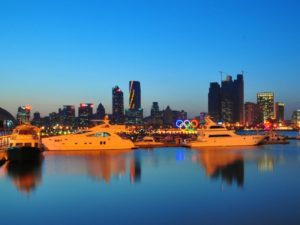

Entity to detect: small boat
[184,117,265,148]
[134,136,165,148]
[7,124,43,162]
[263,131,289,144]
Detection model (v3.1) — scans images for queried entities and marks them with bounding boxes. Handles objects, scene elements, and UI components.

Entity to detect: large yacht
[42,119,135,151]
[185,117,265,148]
[7,124,43,161]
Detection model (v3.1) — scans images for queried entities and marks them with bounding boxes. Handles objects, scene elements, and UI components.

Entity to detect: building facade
[78,103,94,126]
[257,92,274,123]
[275,102,285,122]
[112,86,124,124]
[208,82,221,121]
[208,74,244,124]
[244,102,260,126]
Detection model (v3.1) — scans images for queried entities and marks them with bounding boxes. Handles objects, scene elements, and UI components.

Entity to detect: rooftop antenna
[219,71,223,82]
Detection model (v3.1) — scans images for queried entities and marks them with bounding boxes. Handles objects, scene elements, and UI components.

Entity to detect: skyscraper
[126,81,143,124]
[95,103,106,120]
[112,86,124,124]
[129,81,141,110]
[16,106,31,124]
[257,92,274,122]
[208,74,244,124]
[244,102,260,126]
[275,102,285,122]
[208,82,221,121]
[62,105,76,126]
[78,103,94,126]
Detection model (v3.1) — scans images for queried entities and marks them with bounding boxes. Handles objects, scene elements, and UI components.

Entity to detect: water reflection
[193,148,245,187]
[5,159,43,194]
[45,150,141,184]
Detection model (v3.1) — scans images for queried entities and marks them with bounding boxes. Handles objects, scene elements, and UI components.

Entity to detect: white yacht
[185,117,265,148]
[42,119,135,151]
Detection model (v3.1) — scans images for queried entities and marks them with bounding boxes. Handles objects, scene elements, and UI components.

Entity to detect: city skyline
[0,0,299,117]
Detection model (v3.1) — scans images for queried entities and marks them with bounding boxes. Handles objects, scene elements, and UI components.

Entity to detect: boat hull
[186,135,265,148]
[7,147,42,162]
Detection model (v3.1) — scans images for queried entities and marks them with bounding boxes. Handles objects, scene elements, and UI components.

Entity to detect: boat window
[19,130,35,135]
[75,130,92,135]
[209,126,224,129]
[24,143,32,147]
[16,143,23,147]
[89,132,111,138]
[208,134,231,138]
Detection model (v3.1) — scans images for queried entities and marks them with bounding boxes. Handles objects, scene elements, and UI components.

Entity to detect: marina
[1,137,300,225]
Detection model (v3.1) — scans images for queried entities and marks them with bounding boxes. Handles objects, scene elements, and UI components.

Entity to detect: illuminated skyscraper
[257,92,274,122]
[78,103,94,126]
[129,81,141,110]
[126,81,143,124]
[275,102,285,122]
[112,86,124,124]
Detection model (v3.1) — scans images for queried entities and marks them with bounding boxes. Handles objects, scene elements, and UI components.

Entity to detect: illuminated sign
[176,119,199,129]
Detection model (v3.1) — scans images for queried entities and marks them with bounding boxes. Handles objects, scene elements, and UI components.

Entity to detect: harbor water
[1,133,300,225]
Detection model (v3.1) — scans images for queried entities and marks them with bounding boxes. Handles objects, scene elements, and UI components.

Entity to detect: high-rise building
[148,102,163,127]
[257,92,274,122]
[32,112,41,126]
[208,82,221,121]
[62,105,76,126]
[95,103,106,120]
[129,81,141,110]
[151,102,160,119]
[78,103,94,126]
[292,110,300,127]
[208,74,244,124]
[244,102,260,126]
[16,106,31,124]
[126,81,143,124]
[112,86,124,124]
[234,74,244,124]
[163,106,174,126]
[275,102,285,122]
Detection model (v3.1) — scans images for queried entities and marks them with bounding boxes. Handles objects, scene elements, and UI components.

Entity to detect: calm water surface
[1,136,300,225]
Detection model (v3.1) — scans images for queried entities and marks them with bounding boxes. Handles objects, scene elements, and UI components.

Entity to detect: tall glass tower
[129,81,141,110]
[112,86,124,124]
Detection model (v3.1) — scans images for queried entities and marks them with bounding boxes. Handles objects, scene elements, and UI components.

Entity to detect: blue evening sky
[0,0,299,118]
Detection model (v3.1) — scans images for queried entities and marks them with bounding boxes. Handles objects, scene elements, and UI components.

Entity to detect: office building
[208,82,221,121]
[16,106,31,124]
[95,103,106,120]
[292,110,300,127]
[244,102,260,126]
[62,105,76,126]
[126,81,143,124]
[208,74,244,124]
[112,86,124,124]
[275,102,285,122]
[78,103,94,126]
[129,81,141,110]
[257,92,274,122]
